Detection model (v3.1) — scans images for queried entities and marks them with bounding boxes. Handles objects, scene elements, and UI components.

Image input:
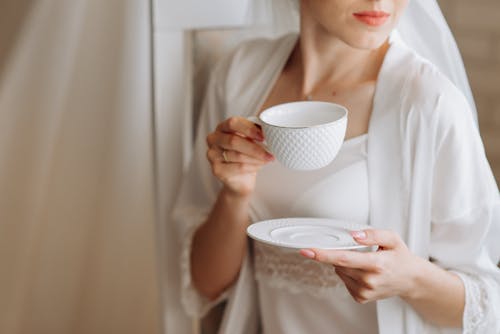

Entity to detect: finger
[349,229,404,250]
[300,248,378,271]
[217,117,264,141]
[216,133,273,162]
[214,148,269,165]
[336,268,361,289]
[335,266,363,282]
[335,266,373,289]
[336,270,370,304]
[335,271,359,290]
[207,147,231,164]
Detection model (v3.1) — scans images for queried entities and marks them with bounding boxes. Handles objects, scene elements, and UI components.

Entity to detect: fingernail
[300,249,316,259]
[351,230,366,239]
[253,131,264,141]
[265,152,274,160]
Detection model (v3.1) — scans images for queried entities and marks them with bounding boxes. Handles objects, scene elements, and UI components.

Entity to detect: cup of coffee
[249,101,348,170]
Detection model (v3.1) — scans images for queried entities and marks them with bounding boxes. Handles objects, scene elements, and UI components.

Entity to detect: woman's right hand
[206,116,274,198]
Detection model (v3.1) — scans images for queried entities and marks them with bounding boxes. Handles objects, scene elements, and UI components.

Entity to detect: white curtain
[0,1,288,333]
[0,1,161,333]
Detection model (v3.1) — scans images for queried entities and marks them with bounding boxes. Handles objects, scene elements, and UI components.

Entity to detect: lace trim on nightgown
[453,271,490,334]
[254,242,351,299]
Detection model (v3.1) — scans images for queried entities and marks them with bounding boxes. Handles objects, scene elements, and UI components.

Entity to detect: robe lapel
[368,33,418,334]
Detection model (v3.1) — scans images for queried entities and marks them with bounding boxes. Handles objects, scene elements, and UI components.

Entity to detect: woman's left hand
[300,229,423,304]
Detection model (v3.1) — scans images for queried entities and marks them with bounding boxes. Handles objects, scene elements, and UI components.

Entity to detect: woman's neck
[288,12,389,97]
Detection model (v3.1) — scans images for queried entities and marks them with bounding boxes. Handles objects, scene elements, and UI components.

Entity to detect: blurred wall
[439,0,500,183]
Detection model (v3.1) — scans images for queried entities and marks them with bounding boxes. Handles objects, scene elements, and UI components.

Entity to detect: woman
[173,0,500,333]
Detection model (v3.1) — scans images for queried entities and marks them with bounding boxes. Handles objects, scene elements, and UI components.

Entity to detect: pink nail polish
[351,230,366,239]
[300,249,316,259]
[253,131,264,141]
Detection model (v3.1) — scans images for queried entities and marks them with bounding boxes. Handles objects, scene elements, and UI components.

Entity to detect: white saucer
[247,217,371,250]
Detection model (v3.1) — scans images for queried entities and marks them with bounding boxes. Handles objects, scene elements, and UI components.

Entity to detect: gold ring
[222,150,229,163]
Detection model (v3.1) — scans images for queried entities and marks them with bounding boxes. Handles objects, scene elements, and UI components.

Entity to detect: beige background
[0,1,161,333]
[439,0,500,183]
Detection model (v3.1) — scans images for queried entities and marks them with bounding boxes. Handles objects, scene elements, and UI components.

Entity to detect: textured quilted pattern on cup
[263,117,347,170]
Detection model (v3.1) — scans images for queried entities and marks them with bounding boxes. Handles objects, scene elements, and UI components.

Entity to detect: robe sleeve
[429,86,500,333]
[171,55,234,318]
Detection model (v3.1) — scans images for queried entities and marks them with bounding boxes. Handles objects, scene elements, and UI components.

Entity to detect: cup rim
[258,101,348,129]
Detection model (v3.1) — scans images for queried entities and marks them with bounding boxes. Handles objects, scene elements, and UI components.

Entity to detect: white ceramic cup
[249,101,348,170]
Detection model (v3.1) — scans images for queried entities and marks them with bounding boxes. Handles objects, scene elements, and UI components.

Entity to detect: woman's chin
[343,31,390,50]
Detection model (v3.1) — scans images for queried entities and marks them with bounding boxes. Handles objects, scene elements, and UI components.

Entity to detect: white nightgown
[253,134,378,334]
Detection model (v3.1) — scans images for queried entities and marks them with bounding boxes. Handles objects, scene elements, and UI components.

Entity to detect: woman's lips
[353,11,390,27]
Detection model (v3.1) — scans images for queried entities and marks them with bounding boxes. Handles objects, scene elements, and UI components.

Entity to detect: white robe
[172,32,500,334]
